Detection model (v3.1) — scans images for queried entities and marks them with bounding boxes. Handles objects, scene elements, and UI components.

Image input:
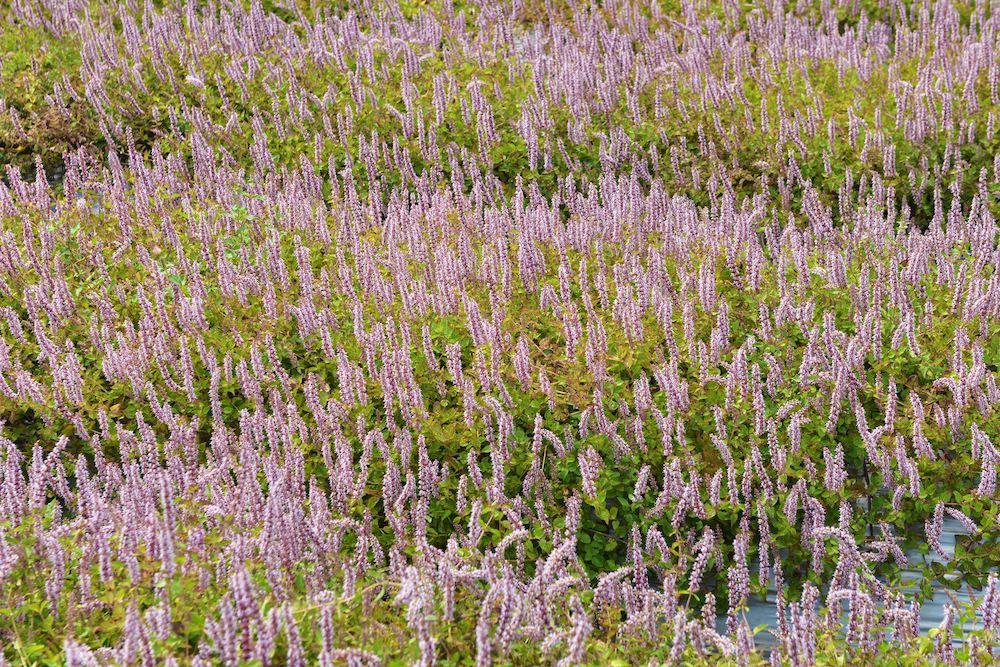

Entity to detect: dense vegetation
[0,0,998,664]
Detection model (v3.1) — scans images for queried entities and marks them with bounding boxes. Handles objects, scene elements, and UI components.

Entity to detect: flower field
[0,0,998,664]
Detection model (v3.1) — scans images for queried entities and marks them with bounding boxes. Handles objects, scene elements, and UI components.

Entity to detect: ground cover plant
[0,0,998,664]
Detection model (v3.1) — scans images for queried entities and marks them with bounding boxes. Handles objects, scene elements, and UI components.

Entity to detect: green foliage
[1,0,999,664]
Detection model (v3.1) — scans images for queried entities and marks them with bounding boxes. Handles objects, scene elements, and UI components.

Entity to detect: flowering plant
[0,0,998,665]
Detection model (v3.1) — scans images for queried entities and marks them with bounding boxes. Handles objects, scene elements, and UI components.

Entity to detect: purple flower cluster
[0,0,998,664]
